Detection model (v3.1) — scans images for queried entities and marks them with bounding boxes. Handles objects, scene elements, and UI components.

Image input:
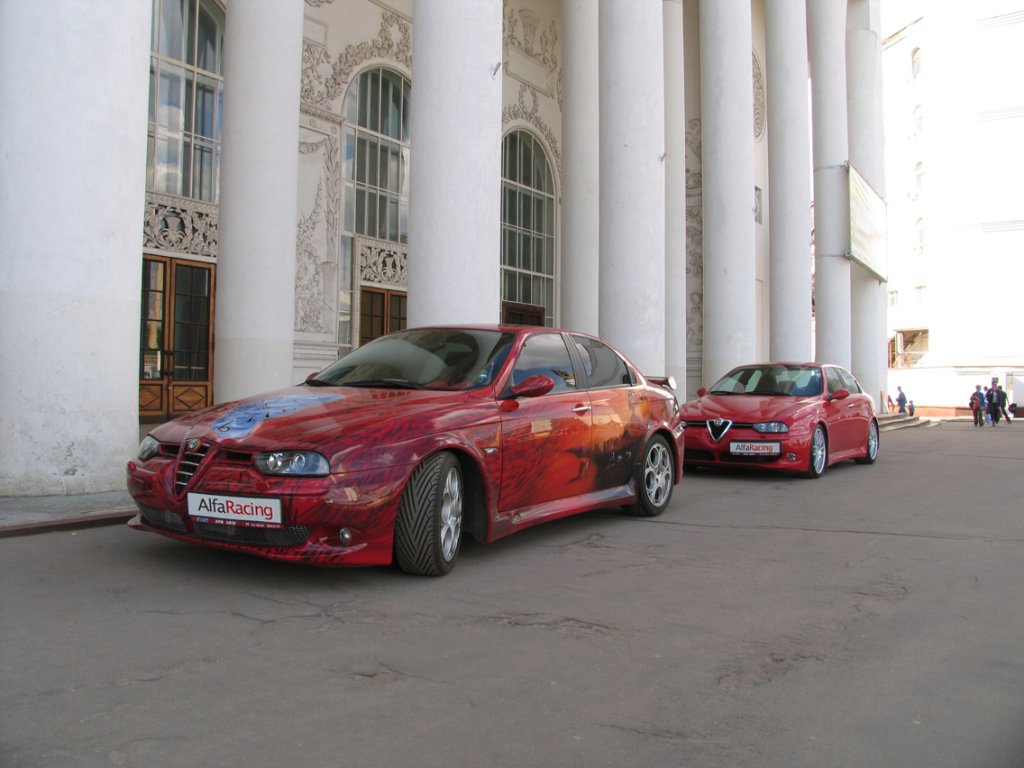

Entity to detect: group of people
[969,384,1013,427]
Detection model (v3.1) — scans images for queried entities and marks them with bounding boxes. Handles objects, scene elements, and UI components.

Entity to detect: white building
[882,0,1024,415]
[1,0,888,497]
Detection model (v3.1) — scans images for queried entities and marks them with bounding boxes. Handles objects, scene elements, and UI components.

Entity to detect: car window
[710,365,822,396]
[825,367,845,394]
[836,367,862,393]
[511,333,577,393]
[312,328,515,389]
[571,335,633,388]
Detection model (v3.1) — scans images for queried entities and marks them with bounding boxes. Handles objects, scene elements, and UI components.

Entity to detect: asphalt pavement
[2,418,1022,768]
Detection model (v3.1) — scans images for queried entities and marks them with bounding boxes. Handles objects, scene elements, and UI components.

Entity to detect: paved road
[2,421,1022,768]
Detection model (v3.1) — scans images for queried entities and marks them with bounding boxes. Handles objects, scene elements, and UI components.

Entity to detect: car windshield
[708,365,823,397]
[309,328,516,390]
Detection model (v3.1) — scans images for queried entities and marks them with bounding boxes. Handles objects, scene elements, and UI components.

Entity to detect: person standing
[896,386,908,414]
[970,385,985,427]
[997,385,1012,423]
[986,385,1001,425]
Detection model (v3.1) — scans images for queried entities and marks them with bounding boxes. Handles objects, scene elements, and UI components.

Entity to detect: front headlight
[138,435,160,461]
[752,422,789,434]
[254,451,330,477]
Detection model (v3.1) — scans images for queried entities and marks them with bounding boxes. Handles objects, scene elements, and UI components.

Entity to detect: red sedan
[127,326,684,575]
[678,363,878,478]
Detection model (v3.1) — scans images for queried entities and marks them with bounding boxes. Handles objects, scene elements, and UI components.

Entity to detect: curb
[0,509,136,539]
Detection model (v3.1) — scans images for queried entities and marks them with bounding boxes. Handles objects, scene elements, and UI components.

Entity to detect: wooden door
[139,256,215,421]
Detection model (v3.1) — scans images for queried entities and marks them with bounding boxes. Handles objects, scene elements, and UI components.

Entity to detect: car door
[497,332,595,519]
[836,366,873,454]
[571,334,648,491]
[824,366,858,456]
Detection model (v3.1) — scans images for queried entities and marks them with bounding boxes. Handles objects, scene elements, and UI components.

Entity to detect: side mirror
[829,388,850,401]
[697,386,708,397]
[510,374,555,398]
[304,371,321,384]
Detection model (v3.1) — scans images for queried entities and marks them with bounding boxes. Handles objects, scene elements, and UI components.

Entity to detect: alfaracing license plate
[187,493,282,528]
[729,441,781,456]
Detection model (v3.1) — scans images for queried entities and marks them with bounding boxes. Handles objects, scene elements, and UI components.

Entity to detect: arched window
[342,67,411,345]
[501,130,556,326]
[147,0,225,202]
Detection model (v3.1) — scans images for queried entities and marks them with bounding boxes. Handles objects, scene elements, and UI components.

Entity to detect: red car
[127,326,684,575]
[678,363,878,478]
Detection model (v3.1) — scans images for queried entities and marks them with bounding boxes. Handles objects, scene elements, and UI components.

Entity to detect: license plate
[187,493,282,527]
[730,441,780,456]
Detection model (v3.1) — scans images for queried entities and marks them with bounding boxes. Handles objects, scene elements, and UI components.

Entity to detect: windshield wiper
[304,378,336,387]
[708,389,736,395]
[342,378,426,390]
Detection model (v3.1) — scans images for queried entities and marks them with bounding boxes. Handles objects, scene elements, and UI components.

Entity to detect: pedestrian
[986,386,1001,425]
[896,386,908,414]
[970,385,986,427]
[984,387,993,424]
[997,385,1012,424]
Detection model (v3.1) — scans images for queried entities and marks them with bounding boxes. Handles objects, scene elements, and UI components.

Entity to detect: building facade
[0,0,887,497]
[881,0,1024,415]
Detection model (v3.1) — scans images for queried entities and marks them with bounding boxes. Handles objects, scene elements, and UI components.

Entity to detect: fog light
[787,452,798,462]
[338,528,353,546]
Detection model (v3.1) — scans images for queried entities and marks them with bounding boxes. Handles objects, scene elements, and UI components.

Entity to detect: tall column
[560,0,601,334]
[664,0,687,388]
[700,0,756,384]
[215,0,304,402]
[765,0,813,361]
[0,0,149,495]
[408,0,503,326]
[848,0,887,407]
[598,0,666,374]
[808,0,852,369]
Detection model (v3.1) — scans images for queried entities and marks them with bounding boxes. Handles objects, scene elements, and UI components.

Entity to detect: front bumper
[682,426,811,471]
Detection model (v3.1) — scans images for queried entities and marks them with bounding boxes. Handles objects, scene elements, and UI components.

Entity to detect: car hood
[680,394,817,423]
[148,385,496,452]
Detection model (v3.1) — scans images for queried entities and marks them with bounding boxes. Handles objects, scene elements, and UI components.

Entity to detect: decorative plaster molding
[503,5,561,106]
[685,118,704,352]
[753,52,766,141]
[301,11,412,114]
[143,193,219,259]
[358,236,407,287]
[502,84,563,184]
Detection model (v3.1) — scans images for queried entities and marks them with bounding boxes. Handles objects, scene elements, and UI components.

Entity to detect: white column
[215,0,304,402]
[408,0,503,326]
[0,1,149,495]
[848,0,887,407]
[808,0,852,369]
[598,0,666,373]
[664,0,687,387]
[765,0,813,361]
[699,0,756,384]
[560,0,601,334]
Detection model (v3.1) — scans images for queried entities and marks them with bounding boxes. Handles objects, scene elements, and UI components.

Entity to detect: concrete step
[878,413,930,432]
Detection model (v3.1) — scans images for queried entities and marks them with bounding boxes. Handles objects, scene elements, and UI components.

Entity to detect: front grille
[175,442,211,493]
[137,503,188,533]
[193,523,311,548]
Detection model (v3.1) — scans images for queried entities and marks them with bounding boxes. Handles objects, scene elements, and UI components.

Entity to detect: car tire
[855,420,880,465]
[625,434,674,517]
[803,425,828,479]
[395,452,463,576]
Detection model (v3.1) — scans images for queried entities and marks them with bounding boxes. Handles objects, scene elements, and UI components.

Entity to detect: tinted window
[836,367,862,393]
[511,333,577,393]
[313,328,514,389]
[572,336,632,388]
[710,365,822,396]
[825,367,845,394]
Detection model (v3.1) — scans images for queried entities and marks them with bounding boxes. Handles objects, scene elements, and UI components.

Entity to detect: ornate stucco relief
[502,84,563,185]
[753,52,766,141]
[358,236,407,288]
[504,6,562,108]
[685,118,704,352]
[144,193,218,259]
[300,11,411,117]
[295,124,341,335]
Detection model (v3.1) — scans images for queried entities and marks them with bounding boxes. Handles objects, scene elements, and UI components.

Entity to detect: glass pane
[154,131,183,195]
[148,59,157,122]
[355,187,366,235]
[159,0,187,61]
[367,141,379,186]
[544,197,554,235]
[400,147,410,195]
[521,190,532,230]
[389,75,402,141]
[379,75,392,138]
[519,273,532,303]
[377,195,387,239]
[534,236,546,274]
[502,227,517,267]
[193,75,217,137]
[355,136,369,183]
[521,136,533,188]
[388,198,398,241]
[366,190,378,235]
[503,185,517,226]
[543,236,555,274]
[345,82,359,123]
[399,201,408,243]
[520,233,533,272]
[196,1,224,74]
[387,144,400,191]
[503,269,517,302]
[157,63,186,129]
[401,82,410,142]
[358,74,368,127]
[343,128,356,179]
[534,196,545,233]
[505,132,519,181]
[344,183,355,231]
[368,70,380,133]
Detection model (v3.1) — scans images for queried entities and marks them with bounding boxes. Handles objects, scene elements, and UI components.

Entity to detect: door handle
[572,404,592,415]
